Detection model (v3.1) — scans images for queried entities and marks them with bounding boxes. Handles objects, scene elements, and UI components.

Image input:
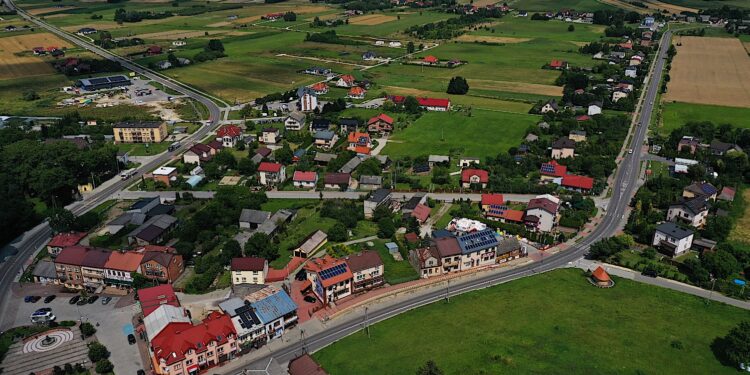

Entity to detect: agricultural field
[381,109,538,160]
[292,10,458,38]
[655,0,750,10]
[0,32,70,79]
[665,36,750,108]
[511,0,616,11]
[728,189,750,244]
[314,268,748,375]
[660,102,750,134]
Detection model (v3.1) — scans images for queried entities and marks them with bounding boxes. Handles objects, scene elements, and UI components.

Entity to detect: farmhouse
[293,171,318,189]
[335,74,356,88]
[367,113,394,135]
[324,172,353,190]
[76,75,131,91]
[348,86,366,99]
[258,162,286,186]
[423,55,438,64]
[239,209,271,230]
[549,59,568,70]
[76,27,97,35]
[652,222,694,257]
[540,99,559,113]
[461,168,489,188]
[417,97,451,111]
[551,137,576,159]
[216,125,243,148]
[285,111,306,131]
[359,175,382,190]
[114,121,168,144]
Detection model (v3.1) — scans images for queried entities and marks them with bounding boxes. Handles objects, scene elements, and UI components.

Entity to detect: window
[207,351,214,357]
[174,364,181,370]
[186,360,193,365]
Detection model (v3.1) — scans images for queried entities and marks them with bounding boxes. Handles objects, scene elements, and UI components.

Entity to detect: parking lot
[13,291,145,375]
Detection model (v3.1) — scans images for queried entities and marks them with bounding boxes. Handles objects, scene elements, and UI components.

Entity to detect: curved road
[225,31,673,372]
[0,0,225,329]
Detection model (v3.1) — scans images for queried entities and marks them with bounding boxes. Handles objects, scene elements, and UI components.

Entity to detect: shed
[385,242,399,254]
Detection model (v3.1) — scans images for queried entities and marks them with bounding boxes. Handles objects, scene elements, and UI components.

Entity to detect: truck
[120,168,137,180]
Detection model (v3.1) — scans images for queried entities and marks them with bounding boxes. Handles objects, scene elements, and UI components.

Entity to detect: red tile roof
[347,132,370,143]
[138,284,180,317]
[540,160,567,177]
[481,193,504,206]
[461,168,489,183]
[592,266,611,282]
[216,125,242,138]
[387,95,406,104]
[48,232,87,248]
[527,197,559,214]
[338,74,355,84]
[304,255,353,288]
[423,55,438,63]
[561,174,594,190]
[575,115,591,122]
[310,82,328,92]
[151,311,235,365]
[258,162,282,173]
[104,251,144,272]
[404,232,420,243]
[367,113,393,125]
[549,59,564,68]
[288,354,329,375]
[345,250,383,273]
[501,209,525,222]
[231,257,266,271]
[293,170,318,182]
[348,86,366,96]
[417,97,450,108]
[353,146,371,155]
[411,203,431,222]
[433,236,461,257]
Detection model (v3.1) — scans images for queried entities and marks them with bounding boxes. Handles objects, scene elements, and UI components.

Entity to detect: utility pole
[708,274,716,301]
[364,307,370,338]
[300,329,307,353]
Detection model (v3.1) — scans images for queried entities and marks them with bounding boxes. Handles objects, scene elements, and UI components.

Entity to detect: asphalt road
[0,0,224,329]
[223,31,674,372]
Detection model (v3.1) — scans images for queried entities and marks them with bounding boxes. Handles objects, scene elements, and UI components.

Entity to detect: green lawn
[471,16,607,43]
[655,0,750,9]
[660,101,750,134]
[382,109,539,160]
[315,268,747,375]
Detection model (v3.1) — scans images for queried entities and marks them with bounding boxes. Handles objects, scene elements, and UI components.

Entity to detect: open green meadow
[381,109,538,159]
[470,16,606,43]
[291,10,457,38]
[314,268,747,375]
[660,101,750,134]
[655,0,750,10]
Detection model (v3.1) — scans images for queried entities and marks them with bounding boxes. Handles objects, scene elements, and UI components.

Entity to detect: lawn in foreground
[660,101,750,134]
[314,268,747,375]
[381,109,538,160]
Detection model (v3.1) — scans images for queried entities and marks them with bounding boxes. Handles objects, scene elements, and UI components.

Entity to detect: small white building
[588,102,602,116]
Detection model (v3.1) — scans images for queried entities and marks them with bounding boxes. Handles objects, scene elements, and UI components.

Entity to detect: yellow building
[113,121,168,144]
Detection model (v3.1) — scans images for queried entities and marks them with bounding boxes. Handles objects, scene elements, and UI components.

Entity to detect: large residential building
[525,195,561,232]
[103,251,144,289]
[258,162,286,186]
[461,168,489,188]
[551,138,576,159]
[304,255,353,305]
[652,222,694,257]
[149,311,238,375]
[216,125,243,148]
[231,257,268,285]
[246,287,298,342]
[455,229,499,270]
[46,232,87,257]
[140,249,184,284]
[138,284,181,317]
[345,251,384,292]
[113,121,168,144]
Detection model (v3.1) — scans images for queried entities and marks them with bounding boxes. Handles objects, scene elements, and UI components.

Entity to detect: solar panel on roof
[320,263,348,280]
[541,163,556,173]
[89,77,108,84]
[110,76,126,82]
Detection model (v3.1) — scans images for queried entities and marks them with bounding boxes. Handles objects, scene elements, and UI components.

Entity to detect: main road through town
[0,0,225,329]
[226,31,674,372]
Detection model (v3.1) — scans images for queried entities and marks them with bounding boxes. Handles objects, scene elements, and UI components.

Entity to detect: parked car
[35,307,52,314]
[303,295,317,303]
[127,334,136,345]
[137,370,146,375]
[87,296,99,304]
[76,298,88,306]
[24,296,41,303]
[69,295,81,304]
[101,297,112,305]
[642,268,658,278]
[43,295,56,303]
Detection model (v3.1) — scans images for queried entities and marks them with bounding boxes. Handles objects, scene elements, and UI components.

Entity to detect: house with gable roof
[304,255,353,305]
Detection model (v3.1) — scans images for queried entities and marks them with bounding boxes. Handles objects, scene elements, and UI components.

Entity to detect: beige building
[114,121,168,144]
[230,257,268,285]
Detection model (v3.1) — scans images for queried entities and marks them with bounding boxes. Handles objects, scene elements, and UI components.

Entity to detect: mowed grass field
[511,0,616,11]
[729,189,750,244]
[381,109,538,159]
[314,268,748,375]
[660,101,750,134]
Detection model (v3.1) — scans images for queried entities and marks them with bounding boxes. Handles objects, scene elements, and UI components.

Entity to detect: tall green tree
[446,76,469,95]
[721,321,750,369]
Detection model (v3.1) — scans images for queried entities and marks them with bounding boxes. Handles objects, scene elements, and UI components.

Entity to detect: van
[120,169,137,180]
[30,310,56,324]
[168,142,181,152]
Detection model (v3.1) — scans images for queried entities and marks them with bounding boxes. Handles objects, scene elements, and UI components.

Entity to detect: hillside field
[315,268,747,375]
[660,101,750,134]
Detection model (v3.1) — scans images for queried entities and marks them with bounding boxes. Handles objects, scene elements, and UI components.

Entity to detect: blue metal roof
[250,290,297,324]
[186,175,203,187]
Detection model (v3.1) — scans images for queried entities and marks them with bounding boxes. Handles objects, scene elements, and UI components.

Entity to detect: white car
[628,149,633,154]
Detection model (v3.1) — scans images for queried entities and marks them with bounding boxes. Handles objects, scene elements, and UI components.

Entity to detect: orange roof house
[590,266,614,287]
[423,55,438,64]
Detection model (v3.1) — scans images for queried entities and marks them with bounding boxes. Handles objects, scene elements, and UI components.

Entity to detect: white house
[257,162,286,186]
[345,251,385,292]
[541,99,559,113]
[296,87,318,112]
[625,66,637,78]
[285,111,306,131]
[587,102,602,116]
[652,222,694,257]
[260,128,280,144]
[292,170,318,189]
[666,197,709,228]
[612,90,629,102]
[230,257,268,285]
[172,40,186,47]
[216,125,243,148]
[525,195,560,232]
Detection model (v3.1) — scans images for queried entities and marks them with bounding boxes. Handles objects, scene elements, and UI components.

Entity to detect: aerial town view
[1,0,750,373]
